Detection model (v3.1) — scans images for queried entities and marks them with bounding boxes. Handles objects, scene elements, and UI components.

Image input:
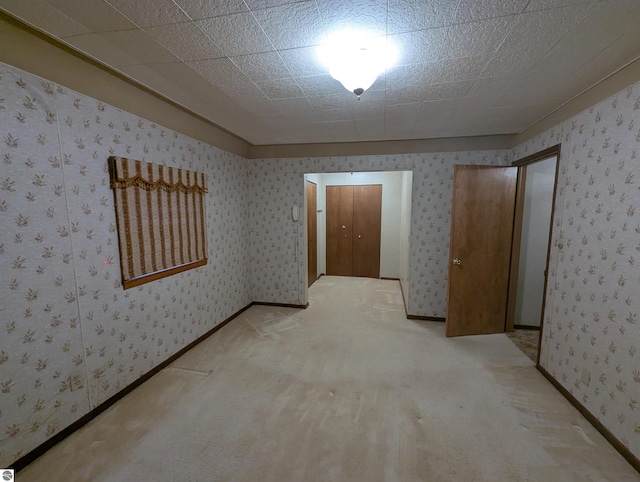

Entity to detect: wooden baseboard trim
[13,301,253,472]
[513,324,541,330]
[252,301,309,309]
[537,365,640,473]
[407,314,446,322]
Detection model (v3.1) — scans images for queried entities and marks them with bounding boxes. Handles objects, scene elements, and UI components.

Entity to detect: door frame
[506,144,561,366]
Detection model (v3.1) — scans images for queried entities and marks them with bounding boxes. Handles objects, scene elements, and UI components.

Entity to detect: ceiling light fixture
[319,32,397,100]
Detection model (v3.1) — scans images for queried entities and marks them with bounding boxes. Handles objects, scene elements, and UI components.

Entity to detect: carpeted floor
[17,277,639,481]
[506,328,540,363]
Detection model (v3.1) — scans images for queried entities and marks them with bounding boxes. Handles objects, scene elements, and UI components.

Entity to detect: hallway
[18,277,639,481]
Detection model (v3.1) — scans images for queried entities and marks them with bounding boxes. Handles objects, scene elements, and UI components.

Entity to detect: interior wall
[305,173,324,284]
[399,171,413,310]
[514,156,557,327]
[310,171,405,279]
[0,61,252,468]
[249,151,509,316]
[511,78,640,460]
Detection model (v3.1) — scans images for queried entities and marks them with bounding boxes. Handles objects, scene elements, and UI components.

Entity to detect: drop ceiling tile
[0,0,90,37]
[287,123,336,144]
[64,33,140,67]
[234,99,282,116]
[144,62,222,97]
[351,97,386,120]
[316,0,388,38]
[307,91,356,109]
[274,97,315,114]
[255,77,304,99]
[415,99,457,122]
[173,0,248,20]
[188,57,267,101]
[524,0,595,12]
[298,74,346,97]
[44,0,137,32]
[575,0,640,36]
[197,12,273,56]
[144,22,224,62]
[385,63,436,91]
[279,46,328,77]
[454,0,529,22]
[99,29,182,64]
[315,108,353,122]
[105,0,190,28]
[480,45,546,78]
[497,4,592,56]
[385,89,426,106]
[231,52,292,83]
[355,118,385,140]
[387,0,458,34]
[325,119,359,141]
[532,28,621,76]
[252,1,327,50]
[389,27,449,66]
[423,56,491,84]
[386,102,422,120]
[442,16,518,59]
[465,76,523,100]
[422,80,474,101]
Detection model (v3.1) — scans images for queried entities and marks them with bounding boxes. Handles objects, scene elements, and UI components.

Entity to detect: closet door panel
[352,185,382,278]
[326,185,353,276]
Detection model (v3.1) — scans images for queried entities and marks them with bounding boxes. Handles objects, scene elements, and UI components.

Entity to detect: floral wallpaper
[0,62,252,467]
[2,52,639,469]
[249,150,508,316]
[512,82,640,458]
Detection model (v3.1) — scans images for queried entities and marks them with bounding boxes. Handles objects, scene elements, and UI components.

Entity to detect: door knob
[358,234,361,239]
[453,258,462,266]
[342,225,346,229]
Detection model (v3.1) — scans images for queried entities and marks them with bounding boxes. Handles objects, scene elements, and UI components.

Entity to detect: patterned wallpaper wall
[512,81,640,459]
[0,62,252,467]
[249,150,508,316]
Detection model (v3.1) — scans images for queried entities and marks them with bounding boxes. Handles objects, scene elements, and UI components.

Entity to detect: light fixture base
[353,87,364,99]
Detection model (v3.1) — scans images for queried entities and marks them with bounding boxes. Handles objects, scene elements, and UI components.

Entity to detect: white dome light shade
[319,32,397,97]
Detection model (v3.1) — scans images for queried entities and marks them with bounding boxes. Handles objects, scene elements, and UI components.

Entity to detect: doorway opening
[506,145,561,365]
[304,171,413,311]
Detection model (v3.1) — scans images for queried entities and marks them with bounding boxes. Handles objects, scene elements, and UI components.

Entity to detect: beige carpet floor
[18,277,639,481]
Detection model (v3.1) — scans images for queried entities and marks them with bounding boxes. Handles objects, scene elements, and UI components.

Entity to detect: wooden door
[352,185,382,278]
[306,181,318,287]
[326,185,354,276]
[446,165,518,337]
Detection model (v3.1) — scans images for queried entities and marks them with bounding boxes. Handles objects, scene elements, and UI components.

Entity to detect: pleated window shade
[108,156,208,289]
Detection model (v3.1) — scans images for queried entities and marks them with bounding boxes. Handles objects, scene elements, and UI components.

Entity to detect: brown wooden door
[326,184,382,278]
[446,165,518,337]
[326,185,354,276]
[307,181,318,287]
[352,185,382,278]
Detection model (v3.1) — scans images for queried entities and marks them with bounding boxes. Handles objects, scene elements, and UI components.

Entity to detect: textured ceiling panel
[1,0,638,146]
[454,0,529,23]
[173,0,249,21]
[252,1,327,50]
[106,0,190,28]
[196,12,273,57]
[143,22,225,62]
[99,29,182,64]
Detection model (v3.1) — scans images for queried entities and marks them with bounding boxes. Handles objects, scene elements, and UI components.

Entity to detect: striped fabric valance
[108,156,208,289]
